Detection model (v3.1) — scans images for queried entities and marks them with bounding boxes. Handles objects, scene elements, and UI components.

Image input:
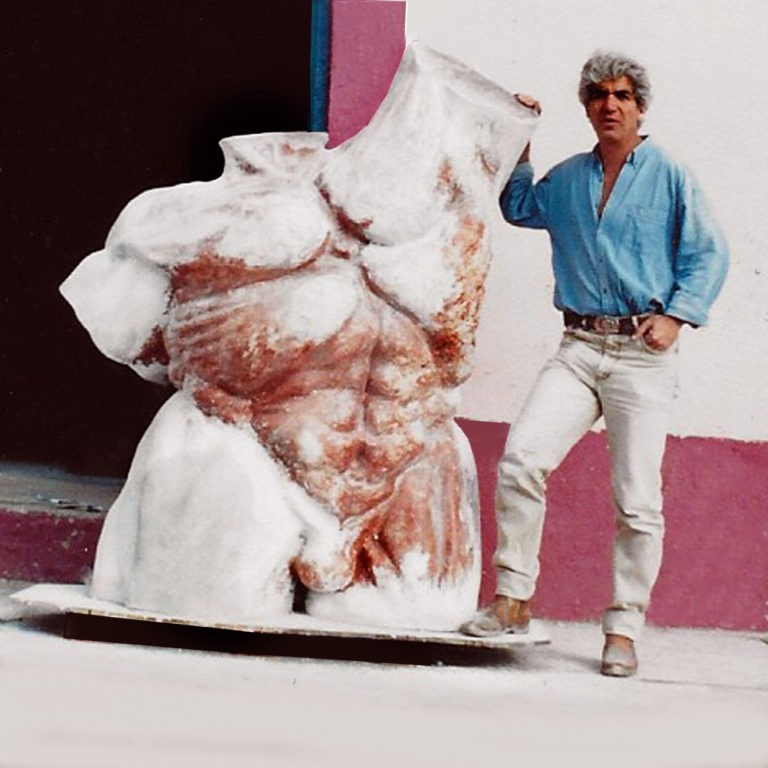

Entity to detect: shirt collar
[591,135,651,167]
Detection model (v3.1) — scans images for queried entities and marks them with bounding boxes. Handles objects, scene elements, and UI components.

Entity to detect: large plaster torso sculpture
[61,44,537,630]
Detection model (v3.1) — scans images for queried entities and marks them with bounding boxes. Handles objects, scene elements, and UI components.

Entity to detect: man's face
[585,75,644,146]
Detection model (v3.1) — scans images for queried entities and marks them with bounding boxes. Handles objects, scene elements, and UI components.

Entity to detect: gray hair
[578,51,651,112]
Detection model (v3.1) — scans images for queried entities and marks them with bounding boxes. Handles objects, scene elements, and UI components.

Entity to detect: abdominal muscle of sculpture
[60,43,537,631]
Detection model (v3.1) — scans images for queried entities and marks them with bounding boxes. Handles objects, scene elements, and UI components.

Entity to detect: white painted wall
[405,0,768,441]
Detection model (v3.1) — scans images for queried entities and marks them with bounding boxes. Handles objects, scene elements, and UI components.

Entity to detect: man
[460,52,728,676]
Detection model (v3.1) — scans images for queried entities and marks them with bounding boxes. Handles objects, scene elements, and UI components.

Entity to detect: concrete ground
[1,581,766,768]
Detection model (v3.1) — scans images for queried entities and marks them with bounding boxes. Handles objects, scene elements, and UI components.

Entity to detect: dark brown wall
[1,0,312,476]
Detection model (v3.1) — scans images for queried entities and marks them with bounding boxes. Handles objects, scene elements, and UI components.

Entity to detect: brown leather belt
[563,311,649,336]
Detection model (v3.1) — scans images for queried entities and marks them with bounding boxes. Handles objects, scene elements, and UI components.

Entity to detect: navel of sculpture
[60,44,537,630]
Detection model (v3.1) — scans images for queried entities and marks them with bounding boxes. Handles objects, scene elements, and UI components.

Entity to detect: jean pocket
[638,335,678,357]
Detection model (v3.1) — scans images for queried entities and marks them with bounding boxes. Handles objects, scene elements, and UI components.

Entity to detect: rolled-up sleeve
[666,172,729,326]
[499,162,550,229]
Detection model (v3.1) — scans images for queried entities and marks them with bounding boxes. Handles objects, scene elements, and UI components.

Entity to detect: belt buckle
[593,315,621,334]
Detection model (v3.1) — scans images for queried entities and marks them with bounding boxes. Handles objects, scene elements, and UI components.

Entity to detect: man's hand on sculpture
[515,93,542,115]
[634,314,683,351]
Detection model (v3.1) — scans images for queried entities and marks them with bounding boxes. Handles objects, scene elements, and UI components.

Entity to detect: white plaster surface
[0,582,766,768]
[405,0,768,441]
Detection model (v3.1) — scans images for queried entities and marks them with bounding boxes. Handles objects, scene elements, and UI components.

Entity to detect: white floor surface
[0,584,766,768]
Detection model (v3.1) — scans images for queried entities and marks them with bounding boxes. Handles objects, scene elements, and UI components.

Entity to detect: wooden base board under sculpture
[12,584,549,665]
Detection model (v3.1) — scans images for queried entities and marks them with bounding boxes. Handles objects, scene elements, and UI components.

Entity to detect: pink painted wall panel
[457,421,768,632]
[653,437,768,630]
[454,418,509,605]
[0,509,102,583]
[327,0,406,146]
[536,431,614,622]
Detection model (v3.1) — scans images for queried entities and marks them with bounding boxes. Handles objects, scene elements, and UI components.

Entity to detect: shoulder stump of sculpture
[60,44,537,630]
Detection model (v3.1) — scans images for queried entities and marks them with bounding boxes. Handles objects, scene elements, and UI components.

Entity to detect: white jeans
[494,329,679,639]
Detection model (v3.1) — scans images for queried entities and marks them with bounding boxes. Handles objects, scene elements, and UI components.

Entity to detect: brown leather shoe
[460,595,531,637]
[600,634,638,677]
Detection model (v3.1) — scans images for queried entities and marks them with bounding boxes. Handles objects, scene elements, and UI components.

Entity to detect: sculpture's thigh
[91,391,304,623]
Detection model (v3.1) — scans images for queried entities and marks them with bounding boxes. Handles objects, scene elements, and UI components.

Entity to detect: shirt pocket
[625,205,671,254]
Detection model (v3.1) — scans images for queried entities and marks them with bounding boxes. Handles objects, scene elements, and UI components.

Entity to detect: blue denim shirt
[499,138,729,326]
